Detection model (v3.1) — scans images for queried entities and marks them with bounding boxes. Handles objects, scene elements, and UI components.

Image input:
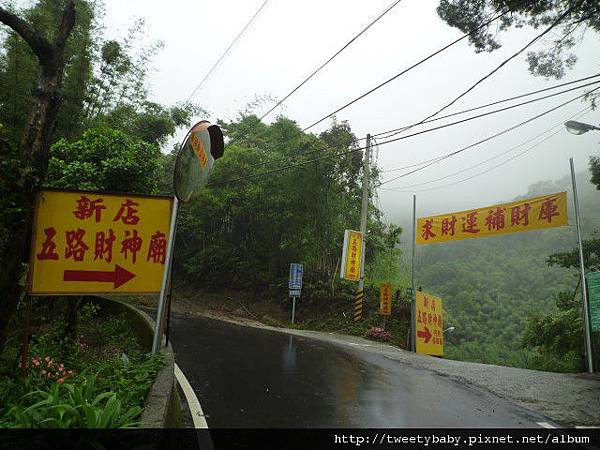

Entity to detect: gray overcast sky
[104,1,598,220]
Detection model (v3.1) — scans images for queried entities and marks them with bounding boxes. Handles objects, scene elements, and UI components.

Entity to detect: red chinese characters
[461,211,480,234]
[121,230,142,263]
[421,219,436,241]
[65,229,89,261]
[441,216,456,236]
[511,203,531,226]
[113,199,141,225]
[147,231,167,264]
[539,197,560,223]
[485,207,505,231]
[36,227,59,260]
[73,196,106,223]
[94,229,115,263]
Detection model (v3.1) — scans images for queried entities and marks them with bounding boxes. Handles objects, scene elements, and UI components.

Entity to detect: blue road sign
[289,263,303,291]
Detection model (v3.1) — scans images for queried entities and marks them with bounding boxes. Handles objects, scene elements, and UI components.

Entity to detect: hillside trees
[436,0,600,79]
[0,0,77,354]
[0,0,198,354]
[173,115,402,298]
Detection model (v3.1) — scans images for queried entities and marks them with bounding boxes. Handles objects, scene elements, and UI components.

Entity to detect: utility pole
[570,158,595,373]
[355,134,371,320]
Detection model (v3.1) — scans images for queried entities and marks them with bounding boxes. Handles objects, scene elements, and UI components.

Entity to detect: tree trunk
[0,2,76,355]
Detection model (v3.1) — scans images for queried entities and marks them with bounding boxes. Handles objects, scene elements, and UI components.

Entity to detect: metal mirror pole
[152,196,179,353]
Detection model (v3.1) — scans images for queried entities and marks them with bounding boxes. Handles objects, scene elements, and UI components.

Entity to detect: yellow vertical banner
[415,291,444,356]
[416,192,568,245]
[340,230,363,281]
[379,283,392,316]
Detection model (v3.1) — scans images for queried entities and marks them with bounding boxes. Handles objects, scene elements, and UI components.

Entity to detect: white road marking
[538,422,555,428]
[575,426,600,429]
[175,363,208,429]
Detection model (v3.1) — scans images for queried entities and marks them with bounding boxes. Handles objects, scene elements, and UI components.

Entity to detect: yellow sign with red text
[379,283,392,316]
[340,230,363,281]
[29,189,173,295]
[416,192,568,245]
[415,291,444,356]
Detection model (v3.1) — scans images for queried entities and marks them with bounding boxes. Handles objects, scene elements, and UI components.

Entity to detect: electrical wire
[302,0,584,133]
[301,9,509,132]
[241,77,600,174]
[380,106,591,191]
[374,73,600,141]
[259,0,404,121]
[377,86,599,187]
[210,87,596,187]
[184,0,270,105]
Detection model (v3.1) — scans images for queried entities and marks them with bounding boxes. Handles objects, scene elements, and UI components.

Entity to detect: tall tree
[0,0,76,353]
[437,0,600,79]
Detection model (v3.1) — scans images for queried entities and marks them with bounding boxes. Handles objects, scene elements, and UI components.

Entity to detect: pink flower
[41,369,47,375]
[57,378,65,383]
[32,359,40,367]
[47,373,52,379]
[44,356,50,363]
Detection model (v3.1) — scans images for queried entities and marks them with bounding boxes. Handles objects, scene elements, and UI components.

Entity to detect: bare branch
[54,0,76,49]
[0,6,53,65]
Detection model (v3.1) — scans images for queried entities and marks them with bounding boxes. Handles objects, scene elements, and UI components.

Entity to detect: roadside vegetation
[0,300,164,428]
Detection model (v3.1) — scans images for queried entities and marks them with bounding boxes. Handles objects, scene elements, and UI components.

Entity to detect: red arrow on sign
[63,265,136,289]
[417,326,432,343]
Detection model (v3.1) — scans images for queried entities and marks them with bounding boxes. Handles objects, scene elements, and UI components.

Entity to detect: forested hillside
[412,172,600,370]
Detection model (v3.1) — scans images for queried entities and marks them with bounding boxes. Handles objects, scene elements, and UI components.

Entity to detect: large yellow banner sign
[340,230,363,281]
[416,291,443,356]
[29,189,173,295]
[416,192,568,245]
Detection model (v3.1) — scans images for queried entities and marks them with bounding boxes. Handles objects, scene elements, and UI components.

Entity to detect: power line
[380,127,572,194]
[378,79,600,173]
[377,86,599,187]
[301,10,508,132]
[184,0,270,105]
[243,75,600,174]
[380,106,591,191]
[414,0,586,127]
[210,87,596,187]
[259,0,404,121]
[302,0,584,133]
[374,73,600,141]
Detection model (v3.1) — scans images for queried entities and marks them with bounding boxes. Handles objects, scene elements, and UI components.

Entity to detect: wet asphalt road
[169,312,546,428]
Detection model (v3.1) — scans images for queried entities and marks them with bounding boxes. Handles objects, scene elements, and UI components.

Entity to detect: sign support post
[355,134,371,320]
[411,194,417,352]
[288,263,303,325]
[570,157,595,373]
[152,196,179,354]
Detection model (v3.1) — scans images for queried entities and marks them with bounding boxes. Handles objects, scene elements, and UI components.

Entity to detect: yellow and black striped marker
[354,288,364,322]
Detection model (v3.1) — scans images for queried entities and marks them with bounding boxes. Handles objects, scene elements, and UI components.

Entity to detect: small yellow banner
[379,283,392,316]
[29,189,173,295]
[415,291,444,356]
[340,230,363,281]
[416,192,568,245]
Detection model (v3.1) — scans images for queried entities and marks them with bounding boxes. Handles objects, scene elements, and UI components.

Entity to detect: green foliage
[175,116,401,298]
[0,374,142,428]
[414,173,600,372]
[46,127,163,193]
[0,303,165,428]
[436,0,600,80]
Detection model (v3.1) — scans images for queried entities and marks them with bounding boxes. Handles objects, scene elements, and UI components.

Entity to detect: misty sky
[38,1,600,222]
